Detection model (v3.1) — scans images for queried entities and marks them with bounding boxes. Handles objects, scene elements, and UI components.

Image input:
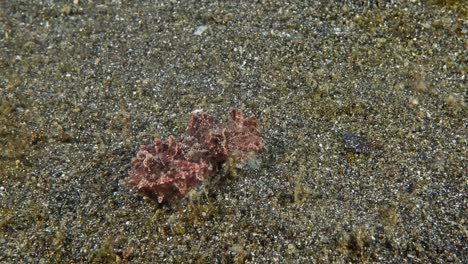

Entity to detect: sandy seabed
[0,1,466,263]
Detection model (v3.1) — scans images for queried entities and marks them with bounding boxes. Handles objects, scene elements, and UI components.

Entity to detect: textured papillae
[127,109,264,203]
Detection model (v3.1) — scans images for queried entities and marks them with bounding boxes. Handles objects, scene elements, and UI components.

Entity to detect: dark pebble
[343,132,370,154]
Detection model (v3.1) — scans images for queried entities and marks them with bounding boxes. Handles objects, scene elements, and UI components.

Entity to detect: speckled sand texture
[0,1,466,263]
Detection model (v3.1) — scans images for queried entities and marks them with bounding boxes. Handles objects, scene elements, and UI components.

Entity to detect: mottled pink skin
[128,137,214,203]
[127,109,263,203]
[225,108,263,153]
